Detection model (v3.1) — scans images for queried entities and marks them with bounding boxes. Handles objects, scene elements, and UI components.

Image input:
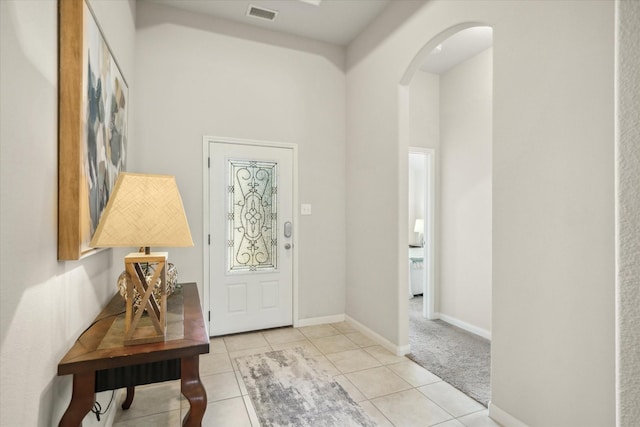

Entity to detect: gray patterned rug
[407,296,491,406]
[235,348,376,427]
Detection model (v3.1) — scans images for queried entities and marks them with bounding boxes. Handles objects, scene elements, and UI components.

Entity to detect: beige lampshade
[90,173,194,248]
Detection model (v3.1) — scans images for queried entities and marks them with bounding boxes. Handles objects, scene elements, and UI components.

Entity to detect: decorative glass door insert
[227,160,277,272]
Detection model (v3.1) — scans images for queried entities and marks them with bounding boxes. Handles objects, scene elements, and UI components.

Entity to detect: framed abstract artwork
[58,0,128,260]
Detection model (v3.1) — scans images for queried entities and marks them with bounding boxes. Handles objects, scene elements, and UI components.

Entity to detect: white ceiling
[420,26,493,75]
[148,0,391,46]
[146,1,492,73]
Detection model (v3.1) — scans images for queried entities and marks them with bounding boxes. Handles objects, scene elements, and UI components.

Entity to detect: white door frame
[203,136,299,335]
[409,146,436,320]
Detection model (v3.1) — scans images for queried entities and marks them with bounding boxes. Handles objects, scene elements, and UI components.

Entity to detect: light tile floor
[112,323,502,427]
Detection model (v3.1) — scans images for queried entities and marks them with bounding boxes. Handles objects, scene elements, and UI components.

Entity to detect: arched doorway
[400,24,493,406]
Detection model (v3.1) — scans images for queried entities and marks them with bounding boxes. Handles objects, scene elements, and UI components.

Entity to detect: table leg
[121,386,135,410]
[58,372,95,427]
[181,355,207,427]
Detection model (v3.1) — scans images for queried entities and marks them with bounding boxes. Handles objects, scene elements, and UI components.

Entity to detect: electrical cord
[91,390,115,422]
[76,310,126,341]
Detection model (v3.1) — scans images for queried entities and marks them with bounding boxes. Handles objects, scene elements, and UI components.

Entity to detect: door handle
[284,221,292,238]
[284,243,292,250]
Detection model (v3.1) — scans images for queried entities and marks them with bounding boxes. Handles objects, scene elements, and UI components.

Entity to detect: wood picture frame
[58,0,128,260]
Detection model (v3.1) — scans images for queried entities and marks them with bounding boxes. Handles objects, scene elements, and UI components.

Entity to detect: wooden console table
[57,283,209,426]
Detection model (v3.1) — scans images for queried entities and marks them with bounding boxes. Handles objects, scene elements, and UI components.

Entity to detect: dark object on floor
[407,296,491,406]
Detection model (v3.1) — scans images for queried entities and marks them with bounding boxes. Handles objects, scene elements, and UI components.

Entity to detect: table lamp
[90,173,193,345]
[414,218,424,247]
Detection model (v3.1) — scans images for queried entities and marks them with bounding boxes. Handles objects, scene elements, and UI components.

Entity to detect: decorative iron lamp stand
[90,173,193,345]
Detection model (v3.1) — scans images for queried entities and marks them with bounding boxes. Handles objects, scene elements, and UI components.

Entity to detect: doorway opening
[408,148,435,320]
[401,24,493,406]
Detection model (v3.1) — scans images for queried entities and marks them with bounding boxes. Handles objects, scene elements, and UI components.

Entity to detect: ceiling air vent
[246,5,278,22]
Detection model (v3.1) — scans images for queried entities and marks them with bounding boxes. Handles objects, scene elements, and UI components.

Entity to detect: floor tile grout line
[218,330,446,410]
[416,381,488,420]
[113,405,182,425]
[322,336,475,426]
[367,391,457,427]
[116,326,496,426]
[362,397,396,426]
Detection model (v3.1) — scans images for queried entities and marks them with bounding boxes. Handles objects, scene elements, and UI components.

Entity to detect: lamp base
[124,324,165,346]
[123,252,168,346]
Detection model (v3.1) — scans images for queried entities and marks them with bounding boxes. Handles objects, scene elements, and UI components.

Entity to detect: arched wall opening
[398,23,494,406]
[397,22,493,351]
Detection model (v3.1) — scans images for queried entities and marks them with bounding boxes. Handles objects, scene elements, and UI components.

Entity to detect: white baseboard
[295,313,345,327]
[345,315,410,356]
[489,403,529,427]
[437,313,492,340]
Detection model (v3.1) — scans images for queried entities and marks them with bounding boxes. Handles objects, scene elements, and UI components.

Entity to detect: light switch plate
[301,204,312,215]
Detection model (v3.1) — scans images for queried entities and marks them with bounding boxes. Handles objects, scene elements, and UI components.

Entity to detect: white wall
[617,1,640,425]
[346,1,615,426]
[0,1,135,425]
[133,1,347,321]
[439,48,492,334]
[408,70,439,246]
[491,2,614,424]
[410,70,440,150]
[408,154,426,245]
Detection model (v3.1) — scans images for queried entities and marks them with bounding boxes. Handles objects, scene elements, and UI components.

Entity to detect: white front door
[208,141,294,336]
